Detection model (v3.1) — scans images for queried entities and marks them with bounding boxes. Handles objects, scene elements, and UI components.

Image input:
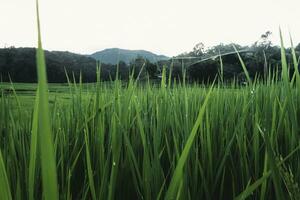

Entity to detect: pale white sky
[0,0,299,56]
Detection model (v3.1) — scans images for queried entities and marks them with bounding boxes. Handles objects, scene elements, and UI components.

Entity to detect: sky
[0,0,300,57]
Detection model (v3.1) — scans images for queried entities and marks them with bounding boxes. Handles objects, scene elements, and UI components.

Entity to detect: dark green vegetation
[173,32,300,83]
[89,48,169,65]
[0,48,119,82]
[0,47,163,83]
[1,32,300,84]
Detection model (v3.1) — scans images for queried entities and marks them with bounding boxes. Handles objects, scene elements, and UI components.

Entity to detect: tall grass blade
[28,88,39,200]
[279,28,289,85]
[0,149,12,200]
[35,0,59,199]
[233,45,252,85]
[289,32,300,86]
[165,86,213,199]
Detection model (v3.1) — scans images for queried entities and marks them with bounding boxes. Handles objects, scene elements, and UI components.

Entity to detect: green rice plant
[32,0,59,199]
[0,148,12,200]
[1,72,300,199]
[279,28,289,86]
[165,85,213,199]
[233,45,252,86]
[289,33,300,87]
[218,52,224,83]
[28,88,39,200]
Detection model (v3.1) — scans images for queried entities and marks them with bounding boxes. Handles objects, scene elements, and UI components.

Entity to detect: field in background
[0,75,300,199]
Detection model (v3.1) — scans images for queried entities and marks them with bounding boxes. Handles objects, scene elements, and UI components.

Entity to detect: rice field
[1,54,300,200]
[0,1,300,200]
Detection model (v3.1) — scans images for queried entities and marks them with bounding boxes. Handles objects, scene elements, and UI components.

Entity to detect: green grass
[1,68,300,199]
[0,1,299,199]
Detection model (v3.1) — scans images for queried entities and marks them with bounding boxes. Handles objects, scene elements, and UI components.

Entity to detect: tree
[191,42,205,57]
[129,56,158,79]
[145,61,157,78]
[205,43,244,56]
[253,31,272,49]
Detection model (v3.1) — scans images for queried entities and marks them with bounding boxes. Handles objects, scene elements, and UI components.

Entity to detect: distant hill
[89,48,169,64]
[0,47,123,83]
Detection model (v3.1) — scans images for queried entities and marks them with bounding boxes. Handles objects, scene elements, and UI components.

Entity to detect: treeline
[0,47,159,83]
[170,32,300,82]
[0,48,120,83]
[1,32,300,83]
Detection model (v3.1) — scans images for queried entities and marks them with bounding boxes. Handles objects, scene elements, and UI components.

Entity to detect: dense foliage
[0,48,162,83]
[173,33,300,82]
[0,48,119,82]
[1,32,299,83]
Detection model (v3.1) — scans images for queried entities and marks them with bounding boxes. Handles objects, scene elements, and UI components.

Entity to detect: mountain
[89,48,169,64]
